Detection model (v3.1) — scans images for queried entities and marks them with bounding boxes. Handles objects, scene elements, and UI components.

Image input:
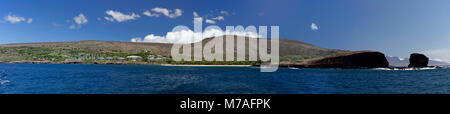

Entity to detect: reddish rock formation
[408,53,429,67]
[304,51,389,68]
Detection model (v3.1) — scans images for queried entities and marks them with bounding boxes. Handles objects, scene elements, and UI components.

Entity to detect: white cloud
[220,11,229,15]
[131,28,261,44]
[193,10,227,24]
[151,7,183,18]
[104,10,140,22]
[174,9,183,17]
[27,18,33,24]
[3,13,26,24]
[152,8,170,16]
[74,13,88,25]
[432,58,445,62]
[212,16,224,21]
[205,19,216,24]
[70,13,88,29]
[131,30,201,44]
[69,24,77,29]
[142,10,160,17]
[310,23,319,31]
[193,11,199,17]
[104,17,114,22]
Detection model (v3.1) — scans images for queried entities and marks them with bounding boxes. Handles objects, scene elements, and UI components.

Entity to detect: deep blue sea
[1,63,450,94]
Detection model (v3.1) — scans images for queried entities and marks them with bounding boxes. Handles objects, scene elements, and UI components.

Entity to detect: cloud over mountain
[131,27,261,44]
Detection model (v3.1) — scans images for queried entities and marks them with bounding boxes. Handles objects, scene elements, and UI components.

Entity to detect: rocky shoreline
[264,51,389,68]
[0,61,254,67]
[0,52,441,70]
[373,66,442,70]
[0,61,164,65]
[274,52,441,70]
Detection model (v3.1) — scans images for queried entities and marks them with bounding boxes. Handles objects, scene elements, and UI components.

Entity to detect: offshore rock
[408,53,429,67]
[304,51,389,68]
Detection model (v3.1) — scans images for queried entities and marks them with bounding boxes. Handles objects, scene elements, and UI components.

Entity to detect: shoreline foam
[0,61,253,67]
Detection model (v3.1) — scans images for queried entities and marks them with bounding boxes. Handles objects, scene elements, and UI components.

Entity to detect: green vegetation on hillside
[0,46,261,65]
[280,55,312,63]
[0,39,351,65]
[0,47,162,62]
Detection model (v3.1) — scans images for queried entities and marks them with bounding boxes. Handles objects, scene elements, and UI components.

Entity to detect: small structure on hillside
[117,57,126,61]
[127,56,142,61]
[106,57,114,60]
[97,57,105,60]
[147,55,167,61]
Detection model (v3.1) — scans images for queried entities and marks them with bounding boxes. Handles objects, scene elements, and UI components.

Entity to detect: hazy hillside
[386,56,450,66]
[0,35,350,63]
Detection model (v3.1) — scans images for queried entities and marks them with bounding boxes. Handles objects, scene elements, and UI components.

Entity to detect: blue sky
[2,0,450,62]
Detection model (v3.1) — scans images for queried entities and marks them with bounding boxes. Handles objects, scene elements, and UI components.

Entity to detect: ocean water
[0,63,450,94]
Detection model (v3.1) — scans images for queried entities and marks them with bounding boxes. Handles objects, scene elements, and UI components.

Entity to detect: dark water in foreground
[0,63,450,94]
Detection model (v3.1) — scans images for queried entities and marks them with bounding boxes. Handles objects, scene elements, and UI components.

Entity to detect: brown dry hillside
[200,35,350,58]
[0,35,350,59]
